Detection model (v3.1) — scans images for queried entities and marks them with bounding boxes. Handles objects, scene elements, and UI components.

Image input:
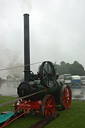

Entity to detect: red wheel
[41,95,55,117]
[60,85,72,109]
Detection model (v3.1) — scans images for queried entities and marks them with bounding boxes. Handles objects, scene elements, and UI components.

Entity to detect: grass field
[0,96,85,128]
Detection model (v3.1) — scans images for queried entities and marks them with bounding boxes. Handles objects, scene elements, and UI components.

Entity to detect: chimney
[24,14,30,82]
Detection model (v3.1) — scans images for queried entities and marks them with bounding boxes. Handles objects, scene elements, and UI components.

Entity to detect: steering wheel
[39,61,56,88]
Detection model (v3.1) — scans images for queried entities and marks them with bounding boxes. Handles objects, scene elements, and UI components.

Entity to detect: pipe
[24,14,30,82]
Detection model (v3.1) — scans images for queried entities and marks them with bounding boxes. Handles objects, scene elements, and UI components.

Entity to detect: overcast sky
[0,0,85,78]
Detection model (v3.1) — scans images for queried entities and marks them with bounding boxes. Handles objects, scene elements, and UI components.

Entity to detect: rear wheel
[41,95,55,117]
[60,85,72,109]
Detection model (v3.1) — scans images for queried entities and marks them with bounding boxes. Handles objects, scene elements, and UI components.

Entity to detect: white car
[81,76,85,85]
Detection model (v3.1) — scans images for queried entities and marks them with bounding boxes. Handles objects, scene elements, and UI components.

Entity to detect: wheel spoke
[44,69,48,74]
[47,65,51,73]
[48,76,55,86]
[48,70,53,74]
[49,74,53,80]
[48,107,53,114]
[48,97,53,105]
[44,74,48,79]
[66,98,70,103]
[44,77,49,86]
[66,96,70,98]
[67,89,70,94]
[45,103,49,109]
[64,88,68,96]
[45,109,50,116]
[64,99,68,108]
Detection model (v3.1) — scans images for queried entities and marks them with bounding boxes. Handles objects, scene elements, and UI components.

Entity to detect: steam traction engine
[14,14,72,117]
[16,61,72,117]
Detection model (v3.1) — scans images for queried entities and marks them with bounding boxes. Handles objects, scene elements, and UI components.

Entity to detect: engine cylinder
[17,81,39,99]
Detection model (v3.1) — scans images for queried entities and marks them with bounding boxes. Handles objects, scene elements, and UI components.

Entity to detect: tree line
[54,61,85,76]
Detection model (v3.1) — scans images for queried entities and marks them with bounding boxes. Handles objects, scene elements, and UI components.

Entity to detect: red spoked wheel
[60,85,72,109]
[41,95,55,117]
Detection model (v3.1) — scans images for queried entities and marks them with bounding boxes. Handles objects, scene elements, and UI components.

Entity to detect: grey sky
[0,0,85,78]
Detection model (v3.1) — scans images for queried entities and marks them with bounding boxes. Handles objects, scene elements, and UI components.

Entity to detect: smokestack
[24,14,30,82]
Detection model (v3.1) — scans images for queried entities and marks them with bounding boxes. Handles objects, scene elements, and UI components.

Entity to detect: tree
[54,61,85,75]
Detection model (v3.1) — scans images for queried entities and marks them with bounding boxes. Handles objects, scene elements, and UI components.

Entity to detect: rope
[0,61,42,72]
[0,89,47,107]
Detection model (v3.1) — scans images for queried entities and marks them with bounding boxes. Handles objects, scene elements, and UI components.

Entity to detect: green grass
[0,96,85,128]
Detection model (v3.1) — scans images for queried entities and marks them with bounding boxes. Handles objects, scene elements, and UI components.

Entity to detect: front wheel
[41,95,55,117]
[60,85,72,109]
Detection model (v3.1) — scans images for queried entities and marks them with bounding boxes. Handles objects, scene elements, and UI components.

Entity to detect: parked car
[80,76,85,85]
[71,75,81,86]
[59,74,72,85]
